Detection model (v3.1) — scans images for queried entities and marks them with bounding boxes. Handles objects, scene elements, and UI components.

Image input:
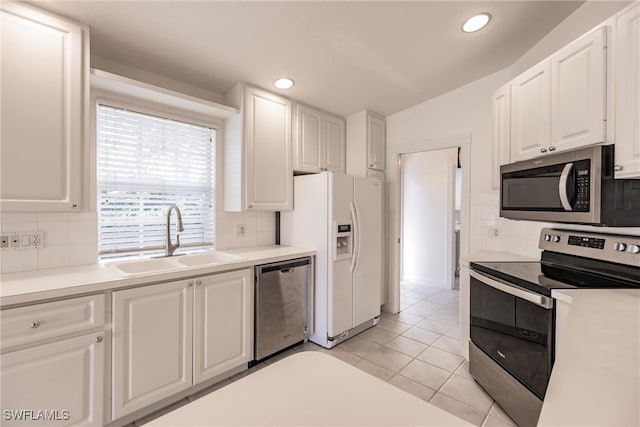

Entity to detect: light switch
[21,235,30,246]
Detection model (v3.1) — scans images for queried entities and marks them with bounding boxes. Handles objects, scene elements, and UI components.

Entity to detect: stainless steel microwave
[500,145,640,226]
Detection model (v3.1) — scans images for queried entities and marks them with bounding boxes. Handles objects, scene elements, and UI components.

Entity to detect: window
[97,103,215,256]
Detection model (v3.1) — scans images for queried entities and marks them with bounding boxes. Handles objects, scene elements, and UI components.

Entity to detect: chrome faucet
[165,204,184,257]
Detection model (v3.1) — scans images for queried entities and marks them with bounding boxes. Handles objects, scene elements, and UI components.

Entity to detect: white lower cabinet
[112,280,193,419]
[112,269,253,420]
[194,269,253,384]
[1,331,105,426]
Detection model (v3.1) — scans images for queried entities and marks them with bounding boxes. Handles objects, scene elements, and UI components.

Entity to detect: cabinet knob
[195,280,202,286]
[187,280,194,287]
[548,146,556,152]
[614,165,624,172]
[95,336,103,343]
[72,202,78,208]
[540,148,548,154]
[369,163,374,168]
[30,321,40,329]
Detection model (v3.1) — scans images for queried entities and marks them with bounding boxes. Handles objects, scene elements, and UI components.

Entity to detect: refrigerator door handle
[350,201,361,273]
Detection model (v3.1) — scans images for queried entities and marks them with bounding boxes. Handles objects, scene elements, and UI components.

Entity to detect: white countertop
[148,351,471,426]
[0,245,315,307]
[538,288,640,426]
[460,250,536,267]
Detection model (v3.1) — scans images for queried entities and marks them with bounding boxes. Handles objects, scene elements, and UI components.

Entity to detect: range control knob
[544,234,551,242]
[614,242,627,252]
[551,235,560,243]
[626,244,640,254]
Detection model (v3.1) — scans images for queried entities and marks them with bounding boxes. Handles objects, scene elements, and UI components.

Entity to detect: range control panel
[540,228,640,267]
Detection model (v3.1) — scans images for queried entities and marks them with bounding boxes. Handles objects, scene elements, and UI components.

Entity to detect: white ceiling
[34,1,586,117]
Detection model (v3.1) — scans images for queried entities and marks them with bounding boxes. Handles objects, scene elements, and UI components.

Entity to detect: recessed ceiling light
[462,13,491,33]
[274,78,295,90]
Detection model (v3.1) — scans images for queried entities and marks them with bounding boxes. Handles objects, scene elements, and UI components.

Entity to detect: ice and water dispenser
[334,222,352,260]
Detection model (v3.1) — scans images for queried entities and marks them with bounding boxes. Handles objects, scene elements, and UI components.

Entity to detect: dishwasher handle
[257,257,311,275]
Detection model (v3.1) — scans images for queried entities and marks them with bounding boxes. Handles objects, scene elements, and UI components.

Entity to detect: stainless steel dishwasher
[254,257,312,361]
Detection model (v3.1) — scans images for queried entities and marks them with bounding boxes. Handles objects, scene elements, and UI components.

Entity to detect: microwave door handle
[559,163,574,211]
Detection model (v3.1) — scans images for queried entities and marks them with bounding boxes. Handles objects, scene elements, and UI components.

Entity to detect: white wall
[402,148,457,288]
[386,0,639,264]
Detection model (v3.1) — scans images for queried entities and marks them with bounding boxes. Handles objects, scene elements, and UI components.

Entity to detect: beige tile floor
[135,282,517,427]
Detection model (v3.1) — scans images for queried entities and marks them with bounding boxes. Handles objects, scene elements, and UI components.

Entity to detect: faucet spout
[165,204,184,257]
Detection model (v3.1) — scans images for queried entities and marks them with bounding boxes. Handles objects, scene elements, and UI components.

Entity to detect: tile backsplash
[0,212,98,273]
[0,210,276,274]
[215,210,276,250]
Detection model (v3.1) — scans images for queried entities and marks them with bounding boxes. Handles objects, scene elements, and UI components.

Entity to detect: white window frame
[91,88,224,259]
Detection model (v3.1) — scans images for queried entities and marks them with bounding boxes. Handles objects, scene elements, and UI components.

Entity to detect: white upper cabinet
[292,103,346,174]
[224,83,293,211]
[324,114,347,172]
[614,3,640,179]
[510,25,607,162]
[346,110,386,177]
[367,113,386,171]
[511,60,552,161]
[551,27,606,151]
[492,84,511,189]
[0,3,88,212]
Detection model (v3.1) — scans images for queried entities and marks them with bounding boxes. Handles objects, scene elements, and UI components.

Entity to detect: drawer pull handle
[30,321,40,329]
[95,336,103,343]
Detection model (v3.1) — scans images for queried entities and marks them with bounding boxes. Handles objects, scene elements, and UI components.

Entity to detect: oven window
[470,276,554,399]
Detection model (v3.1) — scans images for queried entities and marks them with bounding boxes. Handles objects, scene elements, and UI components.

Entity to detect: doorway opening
[399,147,461,314]
[387,134,471,323]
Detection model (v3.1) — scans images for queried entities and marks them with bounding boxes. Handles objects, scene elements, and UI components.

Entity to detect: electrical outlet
[32,231,43,248]
[0,235,8,248]
[235,224,246,237]
[487,226,502,239]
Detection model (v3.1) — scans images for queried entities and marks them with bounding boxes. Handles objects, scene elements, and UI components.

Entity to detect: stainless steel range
[468,228,640,427]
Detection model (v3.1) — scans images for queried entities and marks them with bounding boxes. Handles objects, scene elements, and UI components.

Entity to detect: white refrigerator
[281,172,382,348]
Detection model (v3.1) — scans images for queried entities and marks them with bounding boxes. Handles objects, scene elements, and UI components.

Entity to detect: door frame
[387,134,471,314]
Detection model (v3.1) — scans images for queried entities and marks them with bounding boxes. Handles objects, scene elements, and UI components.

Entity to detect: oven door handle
[469,270,554,309]
[558,163,574,211]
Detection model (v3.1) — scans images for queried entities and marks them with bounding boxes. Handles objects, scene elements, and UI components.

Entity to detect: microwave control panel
[574,161,590,211]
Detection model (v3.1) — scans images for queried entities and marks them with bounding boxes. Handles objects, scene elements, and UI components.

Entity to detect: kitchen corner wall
[387,1,638,261]
[0,212,98,274]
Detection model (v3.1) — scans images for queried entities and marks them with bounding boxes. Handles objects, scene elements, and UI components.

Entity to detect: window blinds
[97,104,215,255]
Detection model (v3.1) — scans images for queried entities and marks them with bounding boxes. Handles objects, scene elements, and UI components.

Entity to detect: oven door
[469,270,554,400]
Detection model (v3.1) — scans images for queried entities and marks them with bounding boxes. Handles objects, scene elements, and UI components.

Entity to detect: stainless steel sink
[107,251,244,277]
[175,251,244,267]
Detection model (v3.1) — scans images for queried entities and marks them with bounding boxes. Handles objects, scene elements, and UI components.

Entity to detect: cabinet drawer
[1,294,105,352]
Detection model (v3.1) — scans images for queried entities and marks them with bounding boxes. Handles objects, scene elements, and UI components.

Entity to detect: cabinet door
[367,113,386,171]
[551,27,606,152]
[324,115,346,173]
[511,60,551,161]
[244,86,293,210]
[492,84,511,189]
[193,269,253,384]
[293,104,323,173]
[615,4,640,178]
[0,4,87,211]
[112,280,193,419]
[1,333,105,426]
